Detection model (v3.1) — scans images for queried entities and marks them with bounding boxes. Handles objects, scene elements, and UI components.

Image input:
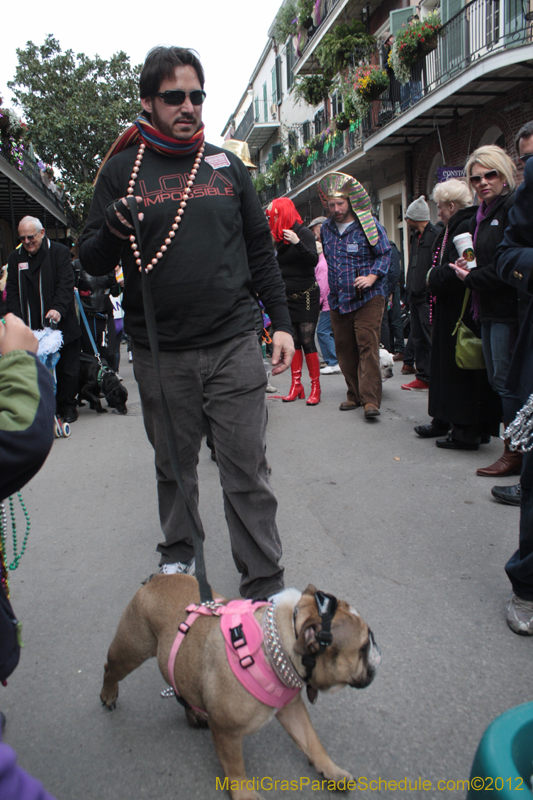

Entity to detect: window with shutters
[271,143,283,162]
[504,0,526,46]
[286,40,295,89]
[271,68,277,105]
[254,96,259,122]
[303,121,311,142]
[440,0,465,75]
[389,7,415,36]
[263,83,268,123]
[275,56,282,104]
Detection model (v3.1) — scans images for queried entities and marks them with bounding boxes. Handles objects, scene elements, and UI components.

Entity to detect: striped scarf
[96,115,205,182]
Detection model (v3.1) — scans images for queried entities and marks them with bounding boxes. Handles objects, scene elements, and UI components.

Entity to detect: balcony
[293,0,367,76]
[281,0,533,202]
[233,95,280,156]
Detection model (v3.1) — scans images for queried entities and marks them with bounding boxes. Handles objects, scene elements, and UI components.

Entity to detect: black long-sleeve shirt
[79,143,292,350]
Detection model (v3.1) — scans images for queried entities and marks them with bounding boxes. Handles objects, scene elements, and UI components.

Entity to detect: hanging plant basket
[390,12,443,83]
[417,34,439,59]
[335,115,350,131]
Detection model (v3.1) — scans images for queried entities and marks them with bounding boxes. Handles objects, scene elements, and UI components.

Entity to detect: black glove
[105,199,134,238]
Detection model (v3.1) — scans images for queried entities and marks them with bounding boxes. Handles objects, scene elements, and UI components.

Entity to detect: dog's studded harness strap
[167,600,301,712]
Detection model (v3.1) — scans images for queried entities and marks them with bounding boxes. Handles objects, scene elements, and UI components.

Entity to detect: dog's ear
[294,616,323,657]
[302,583,317,598]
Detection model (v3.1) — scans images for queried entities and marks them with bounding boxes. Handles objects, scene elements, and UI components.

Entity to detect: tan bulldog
[100,577,381,800]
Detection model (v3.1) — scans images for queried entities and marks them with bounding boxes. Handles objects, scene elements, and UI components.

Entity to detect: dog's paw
[96,407,108,413]
[318,764,354,785]
[100,683,119,710]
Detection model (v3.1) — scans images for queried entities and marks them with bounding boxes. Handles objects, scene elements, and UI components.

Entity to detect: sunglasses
[155,90,206,106]
[519,152,533,164]
[19,234,37,243]
[469,169,499,185]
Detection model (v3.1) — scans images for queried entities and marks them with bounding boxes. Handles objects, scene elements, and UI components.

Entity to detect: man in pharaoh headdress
[317,172,391,419]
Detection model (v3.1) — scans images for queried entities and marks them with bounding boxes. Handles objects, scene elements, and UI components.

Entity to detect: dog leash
[126,196,213,604]
[74,289,106,372]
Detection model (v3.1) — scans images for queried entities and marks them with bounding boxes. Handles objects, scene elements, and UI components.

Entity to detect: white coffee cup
[453,232,477,269]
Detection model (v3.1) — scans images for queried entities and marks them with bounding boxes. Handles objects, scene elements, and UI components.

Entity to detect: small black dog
[78,353,128,414]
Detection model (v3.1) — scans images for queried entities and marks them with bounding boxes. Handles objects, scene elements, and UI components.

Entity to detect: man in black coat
[402,196,439,391]
[6,216,81,422]
[495,147,533,635]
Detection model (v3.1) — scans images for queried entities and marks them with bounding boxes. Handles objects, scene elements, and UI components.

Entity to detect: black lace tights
[293,321,317,354]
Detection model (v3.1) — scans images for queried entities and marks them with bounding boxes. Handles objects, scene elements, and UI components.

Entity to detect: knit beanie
[405,196,430,221]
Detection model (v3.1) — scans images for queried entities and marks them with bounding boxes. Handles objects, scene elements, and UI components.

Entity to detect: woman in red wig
[267,198,320,404]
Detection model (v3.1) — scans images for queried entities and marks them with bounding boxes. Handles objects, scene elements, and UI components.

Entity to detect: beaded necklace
[429,225,449,325]
[0,493,31,597]
[126,141,205,273]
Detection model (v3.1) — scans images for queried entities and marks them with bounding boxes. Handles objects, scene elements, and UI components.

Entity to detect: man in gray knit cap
[401,196,439,391]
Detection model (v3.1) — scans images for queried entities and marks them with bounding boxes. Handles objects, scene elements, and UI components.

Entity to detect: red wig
[266,198,303,242]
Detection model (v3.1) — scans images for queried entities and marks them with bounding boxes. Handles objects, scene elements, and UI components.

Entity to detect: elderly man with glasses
[79,46,294,598]
[6,216,81,422]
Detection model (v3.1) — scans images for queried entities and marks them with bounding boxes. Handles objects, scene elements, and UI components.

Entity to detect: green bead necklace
[0,493,31,578]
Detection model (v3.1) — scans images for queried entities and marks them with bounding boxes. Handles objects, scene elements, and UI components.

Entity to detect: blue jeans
[481,321,521,421]
[316,311,337,366]
[506,450,533,600]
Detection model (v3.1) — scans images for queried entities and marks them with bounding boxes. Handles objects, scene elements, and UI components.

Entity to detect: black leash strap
[127,196,213,603]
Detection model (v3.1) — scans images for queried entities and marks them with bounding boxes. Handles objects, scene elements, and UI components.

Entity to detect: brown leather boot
[476,439,522,477]
[282,350,305,402]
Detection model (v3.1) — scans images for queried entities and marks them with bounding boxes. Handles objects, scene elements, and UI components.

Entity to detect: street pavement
[2,350,532,800]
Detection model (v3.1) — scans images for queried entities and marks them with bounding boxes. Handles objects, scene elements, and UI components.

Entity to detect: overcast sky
[1,0,283,145]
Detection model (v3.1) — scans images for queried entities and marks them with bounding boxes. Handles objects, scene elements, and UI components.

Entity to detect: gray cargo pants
[132,331,284,599]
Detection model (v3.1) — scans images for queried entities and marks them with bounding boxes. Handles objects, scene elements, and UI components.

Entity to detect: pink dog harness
[167,599,300,711]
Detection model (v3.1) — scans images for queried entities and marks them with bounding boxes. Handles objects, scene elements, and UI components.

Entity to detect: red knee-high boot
[282,349,305,402]
[305,352,321,406]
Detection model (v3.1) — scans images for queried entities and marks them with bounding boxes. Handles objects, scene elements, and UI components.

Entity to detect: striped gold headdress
[317,172,378,247]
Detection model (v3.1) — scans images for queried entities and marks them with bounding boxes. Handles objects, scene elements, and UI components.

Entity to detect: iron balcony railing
[361,0,533,138]
[281,0,532,195]
[294,0,346,66]
[234,103,255,143]
[19,156,65,215]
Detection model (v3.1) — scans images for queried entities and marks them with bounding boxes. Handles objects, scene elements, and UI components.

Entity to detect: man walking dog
[79,46,294,599]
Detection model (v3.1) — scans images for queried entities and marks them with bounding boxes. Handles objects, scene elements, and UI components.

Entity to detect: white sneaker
[506,592,533,635]
[160,558,196,576]
[320,365,335,375]
[265,371,277,393]
[332,364,342,373]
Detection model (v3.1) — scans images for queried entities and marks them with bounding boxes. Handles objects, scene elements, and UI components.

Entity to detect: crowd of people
[1,42,533,800]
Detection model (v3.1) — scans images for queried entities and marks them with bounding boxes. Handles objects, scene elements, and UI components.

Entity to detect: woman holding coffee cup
[450,145,521,476]
[416,179,501,448]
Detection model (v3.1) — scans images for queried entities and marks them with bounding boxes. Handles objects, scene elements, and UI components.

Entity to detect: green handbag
[452,289,486,370]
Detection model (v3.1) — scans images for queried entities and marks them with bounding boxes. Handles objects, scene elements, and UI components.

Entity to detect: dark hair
[515,121,533,156]
[140,46,205,98]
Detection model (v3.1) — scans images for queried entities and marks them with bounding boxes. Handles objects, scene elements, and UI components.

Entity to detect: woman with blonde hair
[449,145,521,474]
[416,178,501,445]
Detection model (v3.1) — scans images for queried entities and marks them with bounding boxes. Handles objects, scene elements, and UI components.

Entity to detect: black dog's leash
[127,196,213,604]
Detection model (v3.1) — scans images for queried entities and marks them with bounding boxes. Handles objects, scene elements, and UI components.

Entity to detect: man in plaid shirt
[318,172,391,419]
